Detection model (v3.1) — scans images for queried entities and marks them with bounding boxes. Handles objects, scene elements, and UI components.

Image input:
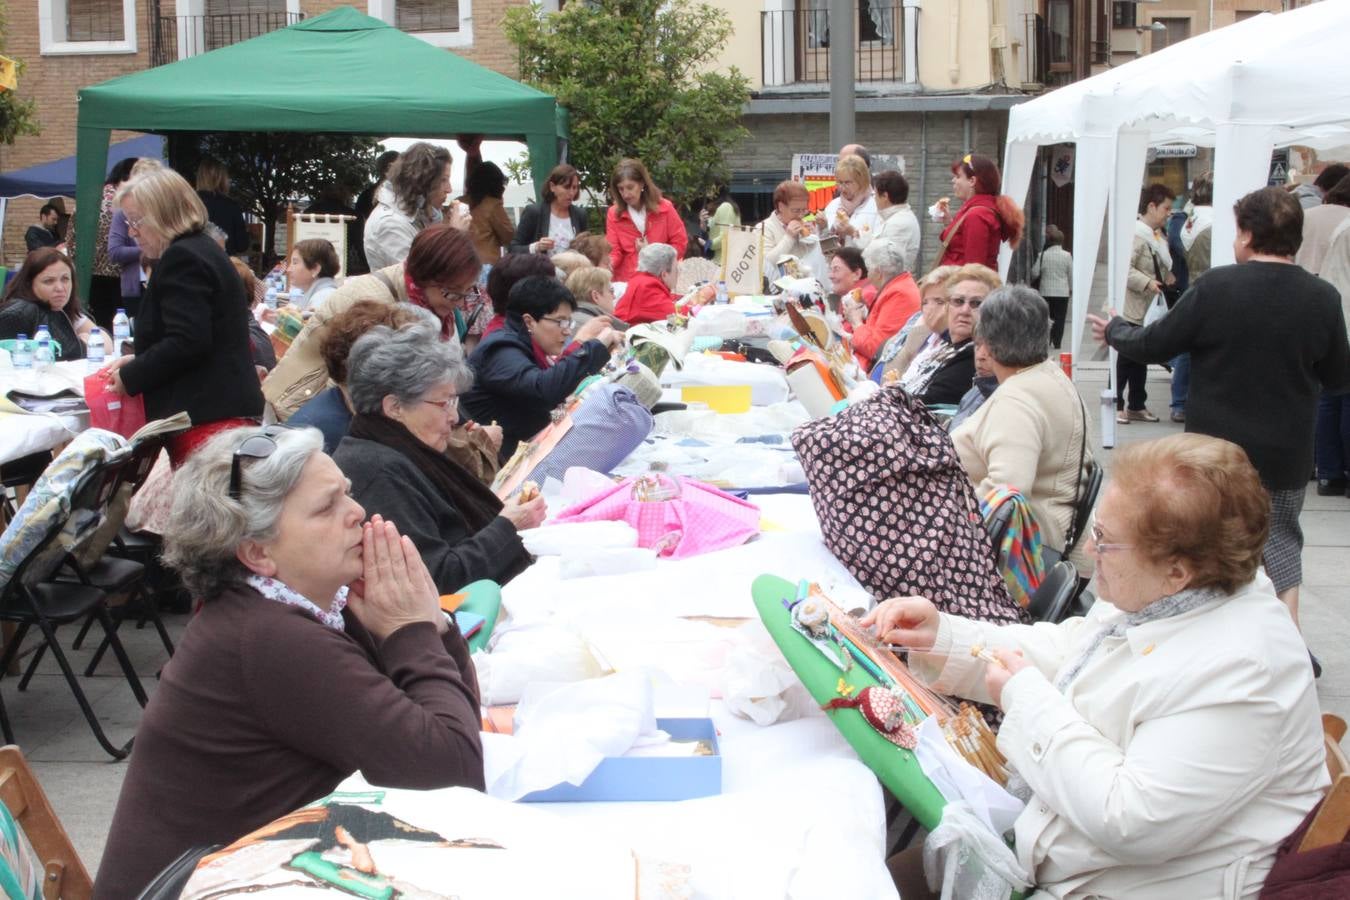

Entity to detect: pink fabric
[551,476,761,558]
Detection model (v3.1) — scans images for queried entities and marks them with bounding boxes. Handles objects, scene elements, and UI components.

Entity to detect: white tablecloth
[476,492,898,899]
[0,361,89,466]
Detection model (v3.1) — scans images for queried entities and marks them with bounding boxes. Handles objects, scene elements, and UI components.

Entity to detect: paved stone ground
[8,365,1348,879]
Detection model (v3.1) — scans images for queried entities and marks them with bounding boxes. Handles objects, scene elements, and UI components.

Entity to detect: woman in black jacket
[509,164,588,256]
[105,167,264,464]
[462,276,621,460]
[333,324,542,593]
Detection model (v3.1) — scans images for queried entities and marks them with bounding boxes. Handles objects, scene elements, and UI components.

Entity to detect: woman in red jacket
[937,154,1024,269]
[605,158,688,281]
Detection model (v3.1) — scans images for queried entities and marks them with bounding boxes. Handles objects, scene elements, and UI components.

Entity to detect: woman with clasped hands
[861,433,1328,900]
[94,426,485,899]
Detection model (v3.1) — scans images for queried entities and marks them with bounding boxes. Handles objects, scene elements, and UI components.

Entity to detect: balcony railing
[150,10,303,67]
[761,3,910,87]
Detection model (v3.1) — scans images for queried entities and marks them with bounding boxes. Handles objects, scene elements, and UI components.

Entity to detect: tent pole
[74,126,112,302]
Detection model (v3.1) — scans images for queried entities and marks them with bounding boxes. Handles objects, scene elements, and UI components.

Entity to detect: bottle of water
[112,308,131,349]
[288,286,305,309]
[86,327,106,371]
[34,327,55,371]
[11,333,32,370]
[265,287,278,310]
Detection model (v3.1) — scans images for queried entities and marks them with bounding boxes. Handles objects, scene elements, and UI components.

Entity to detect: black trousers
[1116,353,1148,411]
[1044,296,1069,349]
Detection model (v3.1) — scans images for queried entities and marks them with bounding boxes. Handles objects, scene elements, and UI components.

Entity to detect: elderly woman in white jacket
[865,432,1327,900]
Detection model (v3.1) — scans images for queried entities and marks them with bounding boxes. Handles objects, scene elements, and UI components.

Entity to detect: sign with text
[721,225,765,296]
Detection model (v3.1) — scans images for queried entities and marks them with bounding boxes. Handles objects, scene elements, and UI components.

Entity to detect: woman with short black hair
[463,276,622,458]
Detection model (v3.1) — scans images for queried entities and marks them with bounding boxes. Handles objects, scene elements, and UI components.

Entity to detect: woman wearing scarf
[866,433,1327,899]
[818,153,879,250]
[463,276,622,461]
[333,324,543,594]
[95,426,484,897]
[936,154,1025,269]
[264,224,481,420]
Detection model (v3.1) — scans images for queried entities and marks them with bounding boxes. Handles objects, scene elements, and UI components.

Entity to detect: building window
[369,0,472,48]
[1111,1,1136,29]
[39,0,136,53]
[67,0,123,40]
[1047,0,1071,66]
[397,0,460,32]
[1151,17,1191,52]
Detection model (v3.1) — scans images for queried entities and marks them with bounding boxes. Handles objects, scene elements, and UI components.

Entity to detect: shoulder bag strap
[937,208,968,260]
[371,269,399,302]
[1064,393,1089,549]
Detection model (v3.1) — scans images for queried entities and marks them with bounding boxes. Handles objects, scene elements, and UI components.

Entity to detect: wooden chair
[1325,714,1348,781]
[0,744,92,899]
[1299,773,1350,853]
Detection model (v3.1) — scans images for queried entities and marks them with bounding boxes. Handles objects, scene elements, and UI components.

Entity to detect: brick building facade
[0,0,526,263]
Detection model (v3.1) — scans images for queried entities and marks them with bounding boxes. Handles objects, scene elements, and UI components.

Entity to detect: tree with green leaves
[176,132,380,264]
[504,0,750,213]
[0,0,40,145]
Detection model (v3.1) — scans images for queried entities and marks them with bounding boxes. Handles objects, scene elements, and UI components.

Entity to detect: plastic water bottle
[288,287,305,309]
[265,287,278,310]
[86,327,106,371]
[112,308,131,348]
[716,280,729,304]
[11,334,32,370]
[34,327,55,371]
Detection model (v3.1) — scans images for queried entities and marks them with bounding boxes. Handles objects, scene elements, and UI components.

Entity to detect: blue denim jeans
[1315,391,1350,480]
[1169,352,1191,414]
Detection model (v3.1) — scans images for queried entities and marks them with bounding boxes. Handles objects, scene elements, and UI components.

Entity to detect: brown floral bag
[791,386,1028,627]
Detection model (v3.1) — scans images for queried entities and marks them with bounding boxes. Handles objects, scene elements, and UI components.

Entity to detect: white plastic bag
[1143,292,1169,327]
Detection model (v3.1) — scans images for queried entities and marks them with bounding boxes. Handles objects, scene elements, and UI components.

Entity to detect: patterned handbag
[791,385,1027,626]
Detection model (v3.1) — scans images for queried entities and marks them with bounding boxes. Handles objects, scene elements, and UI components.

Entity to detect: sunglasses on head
[229,425,294,502]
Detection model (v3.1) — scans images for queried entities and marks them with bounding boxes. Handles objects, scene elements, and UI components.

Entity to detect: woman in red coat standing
[605,158,688,282]
[937,154,1024,269]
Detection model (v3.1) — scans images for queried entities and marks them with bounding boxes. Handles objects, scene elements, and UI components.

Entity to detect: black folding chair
[1026,559,1081,624]
[67,436,176,675]
[0,455,149,760]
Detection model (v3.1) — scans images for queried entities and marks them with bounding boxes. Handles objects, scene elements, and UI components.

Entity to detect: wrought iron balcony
[761,2,911,87]
[149,8,303,68]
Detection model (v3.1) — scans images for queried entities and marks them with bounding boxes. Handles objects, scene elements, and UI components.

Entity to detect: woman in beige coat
[951,285,1091,557]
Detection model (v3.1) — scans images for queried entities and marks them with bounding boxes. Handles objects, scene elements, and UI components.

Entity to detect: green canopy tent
[73,6,567,293]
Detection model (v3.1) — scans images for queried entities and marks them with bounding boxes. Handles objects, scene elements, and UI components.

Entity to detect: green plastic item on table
[0,337,65,358]
[752,573,947,831]
[456,579,501,653]
[753,574,1029,899]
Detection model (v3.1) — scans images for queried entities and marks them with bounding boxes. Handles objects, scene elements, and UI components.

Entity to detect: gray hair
[636,242,677,276]
[162,426,324,599]
[974,285,1051,367]
[862,240,906,280]
[346,324,473,415]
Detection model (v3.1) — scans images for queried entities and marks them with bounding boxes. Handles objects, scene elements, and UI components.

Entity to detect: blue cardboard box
[519,718,721,803]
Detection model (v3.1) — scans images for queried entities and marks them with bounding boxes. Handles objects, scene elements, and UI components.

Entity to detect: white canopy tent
[1000,1,1350,373]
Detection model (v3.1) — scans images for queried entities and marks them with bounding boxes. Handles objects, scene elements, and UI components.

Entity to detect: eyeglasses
[429,284,481,304]
[948,296,984,310]
[126,216,146,233]
[1088,524,1133,557]
[419,395,460,413]
[229,425,292,502]
[539,315,575,332]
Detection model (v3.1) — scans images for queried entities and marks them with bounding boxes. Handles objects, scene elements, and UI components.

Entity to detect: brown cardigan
[93,584,483,898]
